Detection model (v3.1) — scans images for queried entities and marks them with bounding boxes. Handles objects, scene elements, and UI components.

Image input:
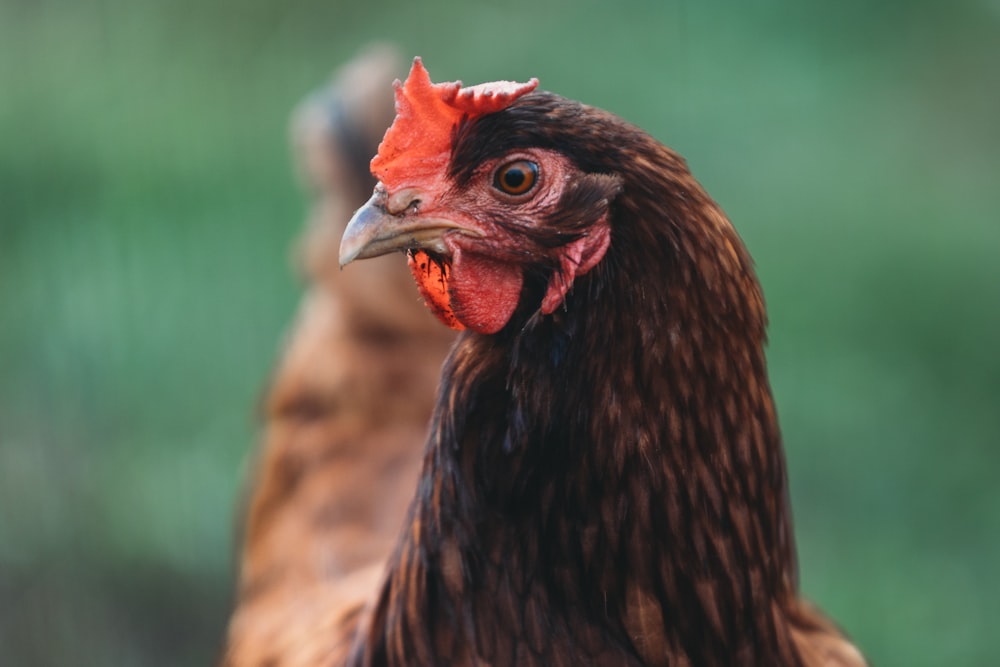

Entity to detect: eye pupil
[495,160,538,195]
[504,169,526,189]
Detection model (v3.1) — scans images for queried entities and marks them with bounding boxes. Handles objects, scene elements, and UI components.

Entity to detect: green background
[2,0,998,664]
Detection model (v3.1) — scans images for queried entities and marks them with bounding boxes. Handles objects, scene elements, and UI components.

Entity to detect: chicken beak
[339,190,476,267]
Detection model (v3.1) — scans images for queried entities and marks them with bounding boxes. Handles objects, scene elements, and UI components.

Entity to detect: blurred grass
[1,0,998,665]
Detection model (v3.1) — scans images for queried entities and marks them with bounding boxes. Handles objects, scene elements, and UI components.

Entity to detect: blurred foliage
[1,0,998,665]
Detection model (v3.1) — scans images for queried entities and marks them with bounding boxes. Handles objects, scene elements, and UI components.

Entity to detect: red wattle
[406,247,523,335]
[447,247,523,335]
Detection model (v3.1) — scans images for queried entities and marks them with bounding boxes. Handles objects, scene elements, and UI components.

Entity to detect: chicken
[337,59,866,666]
[221,48,455,667]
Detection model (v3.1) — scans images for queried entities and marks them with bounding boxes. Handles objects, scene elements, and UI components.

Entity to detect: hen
[221,48,455,667]
[339,59,866,666]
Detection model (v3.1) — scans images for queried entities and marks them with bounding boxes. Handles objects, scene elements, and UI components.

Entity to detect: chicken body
[339,60,866,666]
[222,49,455,667]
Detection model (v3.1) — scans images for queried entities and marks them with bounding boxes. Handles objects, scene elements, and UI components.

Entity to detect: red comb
[371,58,539,187]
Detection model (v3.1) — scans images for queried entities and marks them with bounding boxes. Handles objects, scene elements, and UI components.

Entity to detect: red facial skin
[394,148,610,334]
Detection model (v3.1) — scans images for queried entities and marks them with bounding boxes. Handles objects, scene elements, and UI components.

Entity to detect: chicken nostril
[386,187,425,215]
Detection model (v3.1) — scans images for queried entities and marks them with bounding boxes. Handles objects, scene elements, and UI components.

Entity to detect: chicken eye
[494,160,539,196]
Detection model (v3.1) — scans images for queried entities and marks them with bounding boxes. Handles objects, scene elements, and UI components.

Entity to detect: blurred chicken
[221,46,455,667]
